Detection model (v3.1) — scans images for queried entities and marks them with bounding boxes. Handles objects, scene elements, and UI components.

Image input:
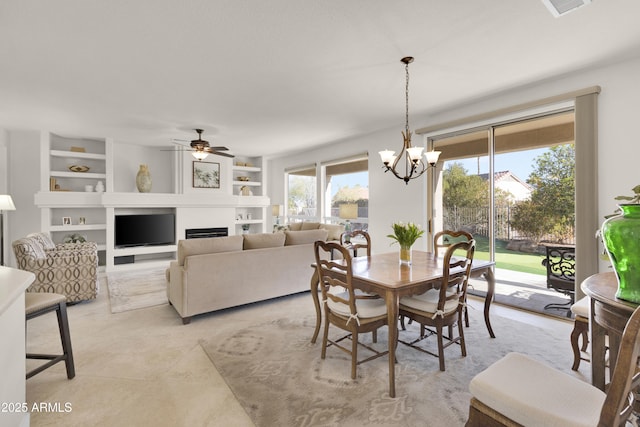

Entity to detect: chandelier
[379,57,441,184]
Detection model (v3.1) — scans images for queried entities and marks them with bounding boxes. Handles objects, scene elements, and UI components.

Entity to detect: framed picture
[62,216,72,225]
[193,161,220,189]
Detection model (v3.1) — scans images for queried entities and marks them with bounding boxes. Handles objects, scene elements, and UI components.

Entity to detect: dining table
[309,250,496,398]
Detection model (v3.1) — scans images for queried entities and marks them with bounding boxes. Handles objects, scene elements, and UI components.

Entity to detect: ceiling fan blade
[204,146,229,152]
[210,151,235,158]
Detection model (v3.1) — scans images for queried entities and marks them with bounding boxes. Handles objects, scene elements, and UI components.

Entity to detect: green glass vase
[601,204,640,303]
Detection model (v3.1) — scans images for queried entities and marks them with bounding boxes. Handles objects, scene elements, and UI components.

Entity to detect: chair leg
[56,301,75,379]
[321,319,330,359]
[372,330,377,343]
[436,323,445,372]
[570,317,589,371]
[351,332,358,379]
[458,314,467,358]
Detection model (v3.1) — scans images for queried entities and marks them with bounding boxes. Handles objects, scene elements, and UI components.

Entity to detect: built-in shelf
[49,224,107,232]
[232,165,261,173]
[113,245,178,257]
[235,219,263,225]
[50,150,106,160]
[50,171,107,179]
[232,180,261,186]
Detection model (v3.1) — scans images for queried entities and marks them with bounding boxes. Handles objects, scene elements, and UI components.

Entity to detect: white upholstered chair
[466,304,640,427]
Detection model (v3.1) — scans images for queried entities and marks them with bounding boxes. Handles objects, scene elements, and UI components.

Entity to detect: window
[286,165,317,222]
[285,156,369,229]
[323,157,368,230]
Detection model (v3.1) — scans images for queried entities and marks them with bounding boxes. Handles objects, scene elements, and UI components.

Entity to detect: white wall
[6,130,41,267]
[113,143,174,193]
[267,55,640,266]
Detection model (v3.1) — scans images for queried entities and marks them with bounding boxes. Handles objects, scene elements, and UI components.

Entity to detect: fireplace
[185,227,228,239]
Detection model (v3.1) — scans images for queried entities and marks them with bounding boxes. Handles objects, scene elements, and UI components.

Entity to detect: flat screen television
[115,213,175,248]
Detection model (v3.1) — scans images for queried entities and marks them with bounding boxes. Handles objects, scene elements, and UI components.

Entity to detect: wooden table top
[581,271,638,313]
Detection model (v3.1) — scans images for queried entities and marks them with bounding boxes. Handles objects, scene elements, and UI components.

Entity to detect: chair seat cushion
[328,291,387,319]
[571,296,590,318]
[399,288,458,316]
[469,352,605,427]
[25,292,66,315]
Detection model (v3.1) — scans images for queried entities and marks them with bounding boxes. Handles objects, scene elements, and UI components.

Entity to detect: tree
[443,163,486,208]
[510,144,575,242]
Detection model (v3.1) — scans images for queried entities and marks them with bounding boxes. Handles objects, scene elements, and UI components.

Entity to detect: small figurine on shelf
[95,181,105,193]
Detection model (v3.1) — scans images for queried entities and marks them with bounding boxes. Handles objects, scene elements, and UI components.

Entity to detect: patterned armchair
[12,232,98,303]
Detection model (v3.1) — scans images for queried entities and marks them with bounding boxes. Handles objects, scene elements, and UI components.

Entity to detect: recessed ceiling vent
[542,0,592,17]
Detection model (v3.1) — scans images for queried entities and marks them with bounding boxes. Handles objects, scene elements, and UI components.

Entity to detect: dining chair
[570,295,591,371]
[347,229,371,257]
[313,240,389,379]
[465,303,640,427]
[398,239,475,371]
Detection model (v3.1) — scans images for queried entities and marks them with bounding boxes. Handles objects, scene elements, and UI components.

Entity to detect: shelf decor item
[193,161,220,189]
[136,164,152,193]
[387,221,425,265]
[95,181,105,193]
[68,165,90,173]
[601,185,640,303]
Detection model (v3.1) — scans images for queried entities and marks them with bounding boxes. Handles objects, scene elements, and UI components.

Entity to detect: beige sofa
[167,226,341,324]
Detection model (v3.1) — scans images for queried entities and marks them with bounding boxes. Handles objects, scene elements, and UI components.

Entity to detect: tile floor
[22,276,577,426]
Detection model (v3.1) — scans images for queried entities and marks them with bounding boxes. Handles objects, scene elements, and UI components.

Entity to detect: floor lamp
[0,194,16,266]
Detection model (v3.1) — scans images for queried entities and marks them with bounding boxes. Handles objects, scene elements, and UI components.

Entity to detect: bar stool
[26,292,75,379]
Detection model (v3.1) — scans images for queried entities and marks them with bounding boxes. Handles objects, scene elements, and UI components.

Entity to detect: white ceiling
[2,0,640,157]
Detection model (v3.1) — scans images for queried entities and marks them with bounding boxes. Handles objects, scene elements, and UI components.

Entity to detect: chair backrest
[436,240,475,313]
[314,240,358,318]
[542,245,575,292]
[349,230,371,257]
[434,230,473,258]
[599,304,640,426]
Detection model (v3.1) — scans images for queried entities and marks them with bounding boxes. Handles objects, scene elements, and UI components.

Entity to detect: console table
[581,272,638,391]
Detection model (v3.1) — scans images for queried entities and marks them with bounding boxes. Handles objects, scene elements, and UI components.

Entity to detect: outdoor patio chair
[541,244,576,316]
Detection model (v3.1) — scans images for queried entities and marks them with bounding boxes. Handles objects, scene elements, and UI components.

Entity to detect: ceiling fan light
[192,151,209,161]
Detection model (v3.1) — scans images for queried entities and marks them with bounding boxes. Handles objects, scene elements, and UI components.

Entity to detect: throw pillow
[27,232,56,250]
[23,237,48,260]
[284,229,328,246]
[288,222,303,231]
[319,224,345,241]
[243,233,286,250]
[273,224,290,233]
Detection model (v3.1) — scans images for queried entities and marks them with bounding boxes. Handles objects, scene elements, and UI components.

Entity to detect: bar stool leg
[56,301,75,379]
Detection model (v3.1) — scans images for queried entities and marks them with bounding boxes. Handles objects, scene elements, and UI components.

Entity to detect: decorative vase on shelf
[399,244,412,266]
[601,204,640,303]
[136,164,152,193]
[94,181,105,193]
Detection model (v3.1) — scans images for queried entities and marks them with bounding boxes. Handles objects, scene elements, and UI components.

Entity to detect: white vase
[136,164,152,193]
[94,181,105,193]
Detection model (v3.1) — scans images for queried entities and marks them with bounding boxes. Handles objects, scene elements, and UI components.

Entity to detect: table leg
[386,290,399,398]
[310,269,321,344]
[483,268,496,338]
[590,298,606,391]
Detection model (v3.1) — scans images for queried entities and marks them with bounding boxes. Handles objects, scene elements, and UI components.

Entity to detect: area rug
[106,268,168,314]
[200,294,579,427]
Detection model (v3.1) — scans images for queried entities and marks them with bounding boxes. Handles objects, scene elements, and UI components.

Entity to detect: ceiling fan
[169,129,234,161]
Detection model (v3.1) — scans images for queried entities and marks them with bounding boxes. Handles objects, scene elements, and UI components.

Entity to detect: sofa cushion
[301,222,321,230]
[284,229,328,246]
[243,233,286,250]
[178,235,244,265]
[319,224,345,241]
[288,222,303,231]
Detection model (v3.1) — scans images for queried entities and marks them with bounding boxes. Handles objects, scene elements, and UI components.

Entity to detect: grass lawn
[471,236,546,276]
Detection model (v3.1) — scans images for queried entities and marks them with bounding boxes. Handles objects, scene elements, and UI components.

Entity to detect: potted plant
[601,185,640,302]
[387,221,425,265]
